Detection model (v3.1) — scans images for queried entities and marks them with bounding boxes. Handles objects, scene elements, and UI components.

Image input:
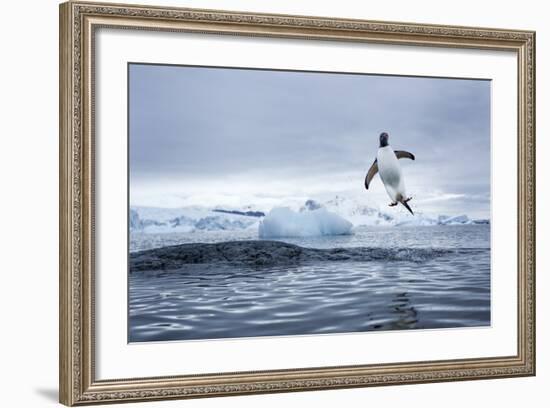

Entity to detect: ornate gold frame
[59,1,536,405]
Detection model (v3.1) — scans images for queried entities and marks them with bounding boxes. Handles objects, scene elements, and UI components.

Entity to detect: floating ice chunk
[259,207,353,238]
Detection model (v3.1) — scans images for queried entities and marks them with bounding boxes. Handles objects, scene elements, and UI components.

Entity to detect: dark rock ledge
[129,240,453,272]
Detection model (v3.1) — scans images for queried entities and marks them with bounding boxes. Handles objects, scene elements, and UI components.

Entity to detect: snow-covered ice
[130,207,260,233]
[438,214,471,225]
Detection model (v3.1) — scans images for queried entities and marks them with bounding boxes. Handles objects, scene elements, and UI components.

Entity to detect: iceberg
[438,214,471,225]
[259,207,353,238]
[472,219,490,224]
[129,208,167,231]
[394,215,439,227]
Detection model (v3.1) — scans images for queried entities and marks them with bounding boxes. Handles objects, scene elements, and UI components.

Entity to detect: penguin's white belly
[377,147,406,201]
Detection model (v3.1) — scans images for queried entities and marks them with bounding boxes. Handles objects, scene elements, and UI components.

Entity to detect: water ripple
[129,247,490,341]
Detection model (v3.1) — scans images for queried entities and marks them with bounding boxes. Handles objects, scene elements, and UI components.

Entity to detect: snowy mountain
[318,196,488,227]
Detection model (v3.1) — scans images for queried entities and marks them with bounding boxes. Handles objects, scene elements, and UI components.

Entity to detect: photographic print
[128,63,491,343]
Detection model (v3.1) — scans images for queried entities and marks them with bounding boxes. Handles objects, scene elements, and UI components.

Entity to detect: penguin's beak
[379,133,389,147]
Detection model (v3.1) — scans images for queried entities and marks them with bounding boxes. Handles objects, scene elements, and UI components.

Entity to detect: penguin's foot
[389,201,398,207]
[404,196,413,203]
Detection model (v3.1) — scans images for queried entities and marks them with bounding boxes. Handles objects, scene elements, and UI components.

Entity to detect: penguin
[364,132,415,215]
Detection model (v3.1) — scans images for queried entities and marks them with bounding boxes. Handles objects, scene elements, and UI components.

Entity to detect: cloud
[129,64,491,217]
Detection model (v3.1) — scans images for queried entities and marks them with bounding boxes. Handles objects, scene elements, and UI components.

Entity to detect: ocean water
[129,225,490,342]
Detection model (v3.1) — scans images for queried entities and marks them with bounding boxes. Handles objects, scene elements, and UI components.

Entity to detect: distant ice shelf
[129,197,488,234]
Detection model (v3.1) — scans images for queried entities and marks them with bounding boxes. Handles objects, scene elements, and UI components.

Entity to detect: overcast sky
[129,63,491,218]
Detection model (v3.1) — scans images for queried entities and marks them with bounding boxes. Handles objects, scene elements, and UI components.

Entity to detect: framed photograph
[59,1,535,405]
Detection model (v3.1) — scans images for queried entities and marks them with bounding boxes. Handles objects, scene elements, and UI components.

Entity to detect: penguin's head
[379,132,389,147]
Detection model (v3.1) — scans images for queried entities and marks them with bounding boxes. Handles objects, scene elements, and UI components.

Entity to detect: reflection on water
[129,225,490,342]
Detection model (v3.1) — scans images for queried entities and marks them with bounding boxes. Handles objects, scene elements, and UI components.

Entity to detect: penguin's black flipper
[394,150,415,160]
[365,159,378,190]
